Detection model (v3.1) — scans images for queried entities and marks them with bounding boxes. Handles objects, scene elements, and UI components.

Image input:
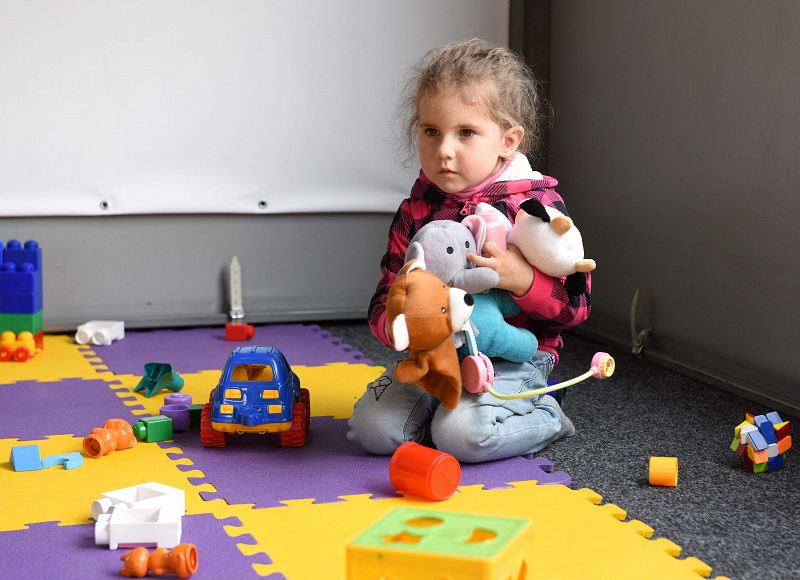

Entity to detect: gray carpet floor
[320,320,800,580]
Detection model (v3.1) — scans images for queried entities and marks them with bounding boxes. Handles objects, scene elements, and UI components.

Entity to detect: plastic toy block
[347,507,532,580]
[747,430,768,451]
[160,404,190,432]
[0,310,44,334]
[135,362,185,397]
[95,507,183,550]
[165,393,192,406]
[739,424,758,444]
[735,441,747,457]
[767,443,779,458]
[75,320,125,345]
[648,456,678,487]
[753,460,768,473]
[775,421,791,440]
[0,290,43,314]
[134,415,173,443]
[41,452,83,470]
[188,404,204,430]
[119,544,198,579]
[9,444,43,471]
[92,482,186,521]
[767,454,785,472]
[745,412,755,424]
[1,239,42,270]
[730,434,742,453]
[755,415,777,444]
[83,418,138,458]
[389,442,461,501]
[766,411,783,425]
[0,330,42,362]
[225,320,255,341]
[777,435,792,454]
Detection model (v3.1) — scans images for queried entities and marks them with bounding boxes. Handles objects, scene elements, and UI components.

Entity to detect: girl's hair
[398,38,550,164]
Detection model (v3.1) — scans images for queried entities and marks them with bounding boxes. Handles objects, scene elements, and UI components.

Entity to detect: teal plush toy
[406,219,538,364]
[468,290,538,363]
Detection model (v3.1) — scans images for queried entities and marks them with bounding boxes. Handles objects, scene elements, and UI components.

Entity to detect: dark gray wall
[0,213,392,330]
[545,1,800,411]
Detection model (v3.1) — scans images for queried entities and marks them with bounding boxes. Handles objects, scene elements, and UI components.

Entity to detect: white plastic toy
[95,507,183,550]
[91,481,185,520]
[75,320,125,346]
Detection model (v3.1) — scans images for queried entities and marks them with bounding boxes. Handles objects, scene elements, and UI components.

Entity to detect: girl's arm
[367,199,415,347]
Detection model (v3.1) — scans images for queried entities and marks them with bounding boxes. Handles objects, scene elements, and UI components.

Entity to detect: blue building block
[747,430,768,451]
[0,240,43,316]
[754,415,778,445]
[766,411,783,425]
[10,444,43,471]
[767,453,785,472]
[2,240,41,271]
[41,452,83,470]
[0,291,43,314]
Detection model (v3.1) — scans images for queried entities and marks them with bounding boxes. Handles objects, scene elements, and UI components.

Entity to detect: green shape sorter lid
[350,507,530,559]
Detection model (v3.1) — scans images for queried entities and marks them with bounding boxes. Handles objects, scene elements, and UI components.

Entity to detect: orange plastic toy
[0,330,41,362]
[648,456,679,487]
[83,418,138,458]
[389,441,461,501]
[119,544,198,578]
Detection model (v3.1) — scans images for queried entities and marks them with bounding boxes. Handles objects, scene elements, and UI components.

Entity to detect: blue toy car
[201,346,310,447]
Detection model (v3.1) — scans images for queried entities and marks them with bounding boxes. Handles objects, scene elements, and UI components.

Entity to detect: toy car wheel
[279,400,308,447]
[13,346,31,362]
[200,403,228,447]
[0,346,12,362]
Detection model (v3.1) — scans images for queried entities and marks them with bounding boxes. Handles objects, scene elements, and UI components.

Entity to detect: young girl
[347,39,590,463]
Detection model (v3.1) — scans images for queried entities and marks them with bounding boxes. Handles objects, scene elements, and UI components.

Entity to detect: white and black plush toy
[476,199,596,278]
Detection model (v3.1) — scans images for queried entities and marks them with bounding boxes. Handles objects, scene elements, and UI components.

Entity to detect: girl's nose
[437,137,455,159]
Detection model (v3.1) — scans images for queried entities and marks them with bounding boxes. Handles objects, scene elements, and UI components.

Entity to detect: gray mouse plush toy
[404,218,499,294]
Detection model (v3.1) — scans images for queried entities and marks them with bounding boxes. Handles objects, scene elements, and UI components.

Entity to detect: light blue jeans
[347,350,563,463]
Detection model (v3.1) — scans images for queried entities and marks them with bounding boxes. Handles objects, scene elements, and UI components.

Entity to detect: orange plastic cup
[389,441,461,501]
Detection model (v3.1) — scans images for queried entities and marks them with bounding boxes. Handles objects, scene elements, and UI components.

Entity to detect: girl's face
[417,87,522,194]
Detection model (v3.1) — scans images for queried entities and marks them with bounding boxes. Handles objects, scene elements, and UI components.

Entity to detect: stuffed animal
[405,218,498,294]
[467,290,538,362]
[406,219,538,364]
[386,258,474,410]
[476,199,596,278]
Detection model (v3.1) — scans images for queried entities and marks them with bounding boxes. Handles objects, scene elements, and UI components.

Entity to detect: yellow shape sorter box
[347,507,532,580]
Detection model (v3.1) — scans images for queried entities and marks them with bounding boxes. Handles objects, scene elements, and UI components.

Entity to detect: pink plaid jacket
[368,171,591,364]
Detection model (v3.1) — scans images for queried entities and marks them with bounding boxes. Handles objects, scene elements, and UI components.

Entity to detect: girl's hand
[467,241,534,297]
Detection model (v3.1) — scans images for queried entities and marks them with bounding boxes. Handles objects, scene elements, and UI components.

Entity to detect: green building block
[0,311,44,334]
[133,415,173,442]
[189,403,205,430]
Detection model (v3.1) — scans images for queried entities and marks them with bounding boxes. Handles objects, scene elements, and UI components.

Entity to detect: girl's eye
[460,129,475,137]
[423,128,439,137]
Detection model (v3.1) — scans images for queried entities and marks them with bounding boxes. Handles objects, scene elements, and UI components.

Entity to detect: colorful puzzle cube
[347,508,532,580]
[731,411,791,473]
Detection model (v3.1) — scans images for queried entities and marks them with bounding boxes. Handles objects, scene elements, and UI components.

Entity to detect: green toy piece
[350,507,529,558]
[189,403,205,430]
[133,415,173,442]
[134,362,185,397]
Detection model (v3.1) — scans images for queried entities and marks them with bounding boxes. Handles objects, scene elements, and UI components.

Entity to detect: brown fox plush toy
[386,258,475,410]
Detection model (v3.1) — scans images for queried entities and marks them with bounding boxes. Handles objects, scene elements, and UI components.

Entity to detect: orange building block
[648,456,678,487]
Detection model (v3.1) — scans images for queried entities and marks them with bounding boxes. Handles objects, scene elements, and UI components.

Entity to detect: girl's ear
[501,126,524,157]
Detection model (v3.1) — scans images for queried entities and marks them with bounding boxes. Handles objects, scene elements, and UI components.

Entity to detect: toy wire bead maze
[459,323,615,399]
